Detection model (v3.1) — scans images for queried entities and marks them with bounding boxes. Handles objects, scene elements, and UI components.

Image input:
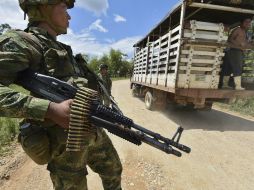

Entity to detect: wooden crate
[184,20,227,42]
[176,43,225,89]
[177,20,227,89]
[177,74,220,89]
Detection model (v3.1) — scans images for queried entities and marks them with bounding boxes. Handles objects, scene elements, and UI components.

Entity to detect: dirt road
[1,79,254,190]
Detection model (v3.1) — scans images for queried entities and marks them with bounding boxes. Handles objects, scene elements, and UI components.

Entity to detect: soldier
[221,17,254,90]
[0,1,122,190]
[98,64,112,106]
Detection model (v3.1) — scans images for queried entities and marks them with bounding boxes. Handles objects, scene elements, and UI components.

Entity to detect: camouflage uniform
[98,72,112,106]
[0,27,122,190]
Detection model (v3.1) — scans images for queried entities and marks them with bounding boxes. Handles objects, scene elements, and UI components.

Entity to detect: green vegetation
[0,23,11,35]
[87,49,133,78]
[229,98,254,116]
[0,85,28,155]
[0,118,19,156]
[217,97,254,117]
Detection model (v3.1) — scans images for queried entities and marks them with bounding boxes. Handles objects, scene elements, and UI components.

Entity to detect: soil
[0,80,254,190]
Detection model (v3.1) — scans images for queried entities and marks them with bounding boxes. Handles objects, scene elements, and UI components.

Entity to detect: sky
[0,0,180,58]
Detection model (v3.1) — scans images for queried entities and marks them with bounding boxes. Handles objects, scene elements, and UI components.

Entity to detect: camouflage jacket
[0,27,98,122]
[98,73,112,95]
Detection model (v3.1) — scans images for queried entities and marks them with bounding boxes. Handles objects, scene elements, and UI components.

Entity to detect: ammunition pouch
[18,123,51,165]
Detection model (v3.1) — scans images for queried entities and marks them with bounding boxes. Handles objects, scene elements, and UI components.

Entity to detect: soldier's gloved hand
[45,99,73,129]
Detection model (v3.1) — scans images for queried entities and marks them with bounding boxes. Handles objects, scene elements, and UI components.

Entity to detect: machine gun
[16,70,191,157]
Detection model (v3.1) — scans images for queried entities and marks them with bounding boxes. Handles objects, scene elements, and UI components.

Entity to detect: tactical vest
[16,28,98,90]
[15,28,99,165]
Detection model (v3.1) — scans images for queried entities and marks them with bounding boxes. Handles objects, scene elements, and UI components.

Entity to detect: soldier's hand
[45,99,73,129]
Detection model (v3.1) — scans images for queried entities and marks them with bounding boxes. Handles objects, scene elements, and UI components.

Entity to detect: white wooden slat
[168,66,176,70]
[160,49,168,55]
[154,39,160,46]
[160,54,168,60]
[170,43,179,49]
[190,20,224,32]
[170,34,180,42]
[181,49,224,56]
[160,41,168,48]
[171,25,181,34]
[177,74,220,89]
[184,32,228,41]
[161,33,169,40]
[180,58,221,64]
[179,66,220,72]
[158,61,167,66]
[158,67,166,72]
[169,58,177,63]
[169,51,179,56]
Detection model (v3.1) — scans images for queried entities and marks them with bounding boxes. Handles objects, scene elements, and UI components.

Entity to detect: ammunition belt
[66,87,98,151]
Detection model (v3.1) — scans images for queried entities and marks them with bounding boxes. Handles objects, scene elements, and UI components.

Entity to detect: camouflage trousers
[46,126,122,190]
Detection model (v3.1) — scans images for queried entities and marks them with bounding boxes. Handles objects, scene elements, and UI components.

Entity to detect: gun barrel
[133,123,191,153]
[91,115,183,157]
[137,131,182,157]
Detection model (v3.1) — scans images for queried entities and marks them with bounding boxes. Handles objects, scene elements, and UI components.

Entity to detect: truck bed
[131,80,254,99]
[175,88,254,99]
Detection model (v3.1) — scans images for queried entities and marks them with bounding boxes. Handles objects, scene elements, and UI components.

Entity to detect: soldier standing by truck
[221,17,254,90]
[98,64,112,106]
[0,1,122,189]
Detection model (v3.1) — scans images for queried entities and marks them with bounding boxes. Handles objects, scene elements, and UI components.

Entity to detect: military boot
[234,76,245,90]
[222,76,232,89]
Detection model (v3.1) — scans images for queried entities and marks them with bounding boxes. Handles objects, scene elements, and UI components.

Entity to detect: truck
[130,0,254,110]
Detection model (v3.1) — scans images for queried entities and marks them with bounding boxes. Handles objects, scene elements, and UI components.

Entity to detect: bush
[229,97,254,116]
[0,117,19,155]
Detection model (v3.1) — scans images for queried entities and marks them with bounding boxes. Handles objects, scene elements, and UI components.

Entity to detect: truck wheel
[145,91,154,110]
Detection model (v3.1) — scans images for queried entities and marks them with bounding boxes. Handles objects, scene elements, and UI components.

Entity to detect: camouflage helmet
[99,64,109,70]
[19,0,75,12]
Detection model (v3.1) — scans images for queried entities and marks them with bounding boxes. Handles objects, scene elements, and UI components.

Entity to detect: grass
[112,77,130,81]
[216,97,254,117]
[0,117,19,156]
[0,85,27,156]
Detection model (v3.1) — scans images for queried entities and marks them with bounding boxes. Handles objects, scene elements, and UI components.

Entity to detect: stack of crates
[177,20,228,89]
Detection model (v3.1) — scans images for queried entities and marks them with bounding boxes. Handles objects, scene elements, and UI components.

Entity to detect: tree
[87,49,133,77]
[0,23,11,35]
[88,57,100,72]
[109,49,123,77]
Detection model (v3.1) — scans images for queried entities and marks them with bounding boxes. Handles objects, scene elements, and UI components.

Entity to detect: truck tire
[145,91,154,110]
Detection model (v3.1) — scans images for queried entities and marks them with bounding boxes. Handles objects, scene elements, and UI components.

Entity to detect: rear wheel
[145,91,154,110]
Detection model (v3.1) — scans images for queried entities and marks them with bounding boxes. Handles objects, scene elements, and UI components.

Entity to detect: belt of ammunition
[66,87,98,151]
